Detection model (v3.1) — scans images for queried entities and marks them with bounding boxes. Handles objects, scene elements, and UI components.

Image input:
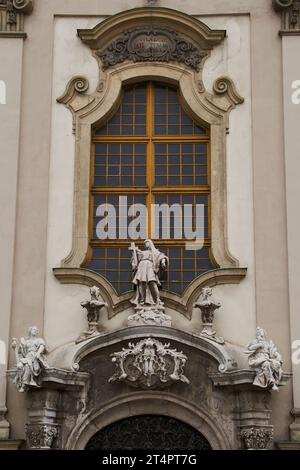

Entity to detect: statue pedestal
[128,306,172,327]
[200,323,225,345]
[76,322,102,343]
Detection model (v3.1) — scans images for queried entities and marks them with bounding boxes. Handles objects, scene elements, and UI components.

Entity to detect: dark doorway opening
[85,415,212,450]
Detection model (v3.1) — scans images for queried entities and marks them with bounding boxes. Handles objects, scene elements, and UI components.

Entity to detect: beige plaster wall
[5,0,292,442]
[282,36,300,410]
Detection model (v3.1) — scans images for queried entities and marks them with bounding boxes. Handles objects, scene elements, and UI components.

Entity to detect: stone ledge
[210,370,292,388]
[0,32,26,38]
[0,439,23,450]
[276,440,300,450]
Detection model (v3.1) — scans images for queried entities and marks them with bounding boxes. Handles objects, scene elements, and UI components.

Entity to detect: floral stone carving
[194,287,224,344]
[0,0,33,28]
[246,327,283,390]
[240,426,274,450]
[98,27,207,71]
[26,423,59,450]
[128,240,172,327]
[76,286,108,343]
[11,326,48,392]
[109,338,190,388]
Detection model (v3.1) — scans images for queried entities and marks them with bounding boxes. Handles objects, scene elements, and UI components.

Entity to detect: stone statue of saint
[11,326,48,392]
[128,240,171,326]
[130,239,168,308]
[246,327,283,391]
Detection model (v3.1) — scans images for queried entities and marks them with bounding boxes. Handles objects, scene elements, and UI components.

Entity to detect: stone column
[236,389,274,450]
[273,0,300,447]
[0,0,34,444]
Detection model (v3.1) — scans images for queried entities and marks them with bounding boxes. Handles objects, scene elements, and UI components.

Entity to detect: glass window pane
[135,165,145,175]
[155,125,166,135]
[95,143,106,154]
[95,154,106,165]
[168,125,180,134]
[135,126,146,135]
[121,166,132,176]
[155,176,167,185]
[169,155,180,165]
[94,176,106,186]
[121,176,133,186]
[134,176,146,186]
[95,165,106,175]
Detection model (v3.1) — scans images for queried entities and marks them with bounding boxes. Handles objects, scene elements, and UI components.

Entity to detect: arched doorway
[85,415,212,450]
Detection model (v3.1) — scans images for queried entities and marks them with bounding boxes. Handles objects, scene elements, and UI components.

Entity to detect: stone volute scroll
[128,239,172,327]
[245,327,283,391]
[10,326,48,392]
[194,287,224,344]
[76,286,108,343]
[108,337,189,389]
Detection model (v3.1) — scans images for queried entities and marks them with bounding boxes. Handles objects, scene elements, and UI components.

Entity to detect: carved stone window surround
[55,8,247,317]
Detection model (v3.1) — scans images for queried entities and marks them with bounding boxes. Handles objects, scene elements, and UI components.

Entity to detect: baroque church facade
[0,0,299,450]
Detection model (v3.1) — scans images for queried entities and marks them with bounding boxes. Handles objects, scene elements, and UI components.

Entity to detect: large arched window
[83,82,216,294]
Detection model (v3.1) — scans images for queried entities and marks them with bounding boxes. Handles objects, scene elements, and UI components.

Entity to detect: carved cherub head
[201,287,213,300]
[90,286,100,300]
[256,327,267,341]
[28,326,39,338]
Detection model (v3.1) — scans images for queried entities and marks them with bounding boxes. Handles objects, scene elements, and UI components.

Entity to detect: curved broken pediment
[53,266,247,319]
[77,7,226,59]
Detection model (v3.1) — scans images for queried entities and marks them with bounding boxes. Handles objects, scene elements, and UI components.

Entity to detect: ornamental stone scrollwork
[213,77,244,106]
[0,0,33,36]
[246,327,283,391]
[273,0,300,32]
[194,287,224,344]
[98,27,207,72]
[26,423,60,450]
[128,240,172,327]
[109,338,190,388]
[10,326,48,392]
[240,426,274,450]
[76,286,108,343]
[56,76,92,134]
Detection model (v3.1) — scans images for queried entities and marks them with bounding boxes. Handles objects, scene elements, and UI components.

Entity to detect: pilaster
[0,0,34,442]
[272,0,300,444]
